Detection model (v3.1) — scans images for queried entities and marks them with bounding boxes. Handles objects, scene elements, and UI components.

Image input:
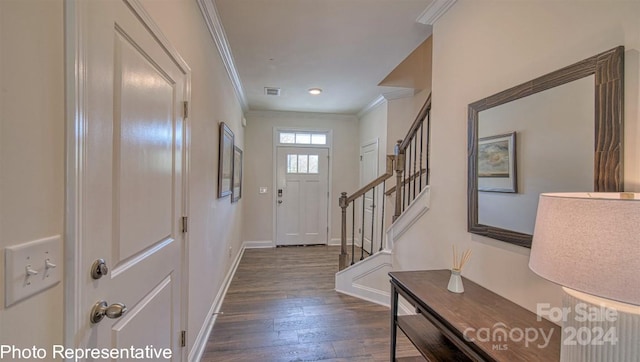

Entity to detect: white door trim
[272,127,333,247]
[64,0,192,359]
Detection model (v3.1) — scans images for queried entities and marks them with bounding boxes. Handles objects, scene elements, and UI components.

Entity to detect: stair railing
[338,155,395,270]
[338,93,431,270]
[391,93,431,221]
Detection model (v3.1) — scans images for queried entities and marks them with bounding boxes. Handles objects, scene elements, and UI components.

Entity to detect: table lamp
[529,192,640,362]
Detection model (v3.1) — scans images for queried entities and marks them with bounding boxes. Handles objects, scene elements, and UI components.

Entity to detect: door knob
[91,259,109,279]
[90,300,127,324]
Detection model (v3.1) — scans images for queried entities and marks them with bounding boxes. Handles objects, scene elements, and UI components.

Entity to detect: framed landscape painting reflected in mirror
[478,132,516,193]
[218,122,234,198]
[232,146,242,203]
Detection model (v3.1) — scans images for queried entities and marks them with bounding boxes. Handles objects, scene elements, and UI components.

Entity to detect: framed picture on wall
[232,146,243,203]
[218,122,234,198]
[478,132,517,193]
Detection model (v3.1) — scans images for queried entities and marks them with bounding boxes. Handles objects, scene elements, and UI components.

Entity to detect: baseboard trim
[398,299,416,315]
[188,246,245,362]
[335,286,414,315]
[335,287,389,307]
[242,240,274,248]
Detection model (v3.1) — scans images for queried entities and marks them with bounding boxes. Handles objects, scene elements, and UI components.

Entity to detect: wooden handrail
[345,155,395,204]
[339,155,394,270]
[399,93,431,151]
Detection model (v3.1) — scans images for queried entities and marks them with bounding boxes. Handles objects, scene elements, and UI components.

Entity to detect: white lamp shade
[529,193,640,305]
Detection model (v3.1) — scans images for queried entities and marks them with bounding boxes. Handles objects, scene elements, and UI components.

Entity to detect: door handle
[90,300,127,324]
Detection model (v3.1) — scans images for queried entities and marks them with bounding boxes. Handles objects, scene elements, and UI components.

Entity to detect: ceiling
[213,0,435,115]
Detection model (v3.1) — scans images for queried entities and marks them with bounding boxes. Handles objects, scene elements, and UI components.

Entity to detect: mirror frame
[468,46,624,248]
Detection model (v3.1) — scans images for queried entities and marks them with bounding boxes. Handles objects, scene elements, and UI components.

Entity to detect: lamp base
[560,287,640,362]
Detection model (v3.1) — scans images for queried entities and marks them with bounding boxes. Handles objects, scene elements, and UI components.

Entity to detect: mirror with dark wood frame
[468,46,624,248]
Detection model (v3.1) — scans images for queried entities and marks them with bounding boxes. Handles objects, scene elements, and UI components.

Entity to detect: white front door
[276,147,329,245]
[360,140,379,252]
[69,0,187,359]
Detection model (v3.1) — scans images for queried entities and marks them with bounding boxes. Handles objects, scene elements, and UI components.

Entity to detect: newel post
[393,140,405,221]
[338,192,349,270]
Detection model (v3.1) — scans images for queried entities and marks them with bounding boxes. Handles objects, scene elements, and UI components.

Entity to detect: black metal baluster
[351,202,355,265]
[370,187,376,256]
[402,162,406,212]
[379,181,386,252]
[419,121,424,192]
[426,109,431,185]
[360,195,365,261]
[413,136,417,201]
[407,143,412,204]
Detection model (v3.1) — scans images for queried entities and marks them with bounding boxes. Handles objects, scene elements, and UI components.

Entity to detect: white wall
[243,111,359,244]
[394,0,640,314]
[0,0,65,348]
[140,0,245,353]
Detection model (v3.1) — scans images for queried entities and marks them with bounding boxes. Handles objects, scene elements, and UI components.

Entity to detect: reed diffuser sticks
[452,245,472,272]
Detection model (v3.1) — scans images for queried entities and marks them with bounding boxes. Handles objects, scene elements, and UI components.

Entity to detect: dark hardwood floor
[201,245,421,361]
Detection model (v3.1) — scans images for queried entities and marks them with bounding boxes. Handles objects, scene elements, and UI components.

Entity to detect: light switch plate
[4,235,62,307]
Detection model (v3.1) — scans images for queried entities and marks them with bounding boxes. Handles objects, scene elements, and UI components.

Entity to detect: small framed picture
[232,146,243,203]
[478,132,517,193]
[218,122,234,198]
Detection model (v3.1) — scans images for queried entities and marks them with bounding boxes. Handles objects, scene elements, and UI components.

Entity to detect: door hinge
[183,101,189,118]
[181,216,188,233]
[180,330,186,347]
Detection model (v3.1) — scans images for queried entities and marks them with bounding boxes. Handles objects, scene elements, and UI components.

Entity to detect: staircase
[335,94,432,304]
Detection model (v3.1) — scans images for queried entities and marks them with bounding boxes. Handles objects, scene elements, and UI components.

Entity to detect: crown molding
[197,0,249,112]
[382,88,418,100]
[246,110,357,122]
[416,0,457,25]
[357,95,387,119]
[357,88,420,119]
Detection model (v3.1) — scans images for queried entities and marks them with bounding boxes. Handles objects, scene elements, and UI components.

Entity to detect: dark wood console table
[389,270,560,361]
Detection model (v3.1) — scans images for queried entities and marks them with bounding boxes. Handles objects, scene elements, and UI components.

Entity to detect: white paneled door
[69,0,188,360]
[276,147,329,246]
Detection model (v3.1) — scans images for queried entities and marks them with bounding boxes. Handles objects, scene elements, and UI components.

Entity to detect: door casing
[272,128,333,247]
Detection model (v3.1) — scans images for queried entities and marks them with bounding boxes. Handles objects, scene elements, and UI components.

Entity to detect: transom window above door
[279,132,327,145]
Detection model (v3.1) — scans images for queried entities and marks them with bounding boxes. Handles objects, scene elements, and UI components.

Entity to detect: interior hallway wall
[0,0,65,348]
